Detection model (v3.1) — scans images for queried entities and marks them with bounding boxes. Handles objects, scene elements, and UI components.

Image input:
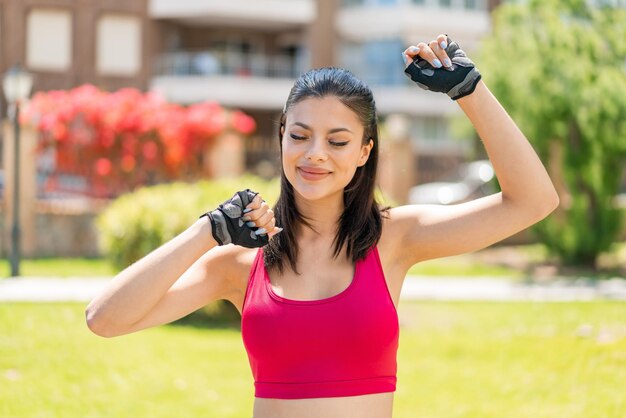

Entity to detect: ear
[357,138,374,167]
[280,124,285,137]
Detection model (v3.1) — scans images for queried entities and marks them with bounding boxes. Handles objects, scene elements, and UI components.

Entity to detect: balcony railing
[154,50,303,79]
[340,0,487,10]
[149,0,316,27]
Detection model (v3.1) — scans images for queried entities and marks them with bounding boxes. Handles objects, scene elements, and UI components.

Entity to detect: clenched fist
[402,34,481,100]
[199,189,282,248]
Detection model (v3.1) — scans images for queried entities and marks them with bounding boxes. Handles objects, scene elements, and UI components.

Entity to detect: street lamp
[3,64,34,277]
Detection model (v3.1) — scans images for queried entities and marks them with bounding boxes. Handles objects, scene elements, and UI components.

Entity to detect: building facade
[148,0,501,184]
[0,0,156,173]
[0,0,153,94]
[1,0,503,191]
[336,0,496,184]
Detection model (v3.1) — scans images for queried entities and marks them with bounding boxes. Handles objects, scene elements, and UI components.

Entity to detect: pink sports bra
[240,245,400,399]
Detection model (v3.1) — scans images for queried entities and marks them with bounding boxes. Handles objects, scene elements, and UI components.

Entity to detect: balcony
[372,85,459,116]
[337,1,490,49]
[154,50,303,79]
[149,0,316,30]
[151,50,306,108]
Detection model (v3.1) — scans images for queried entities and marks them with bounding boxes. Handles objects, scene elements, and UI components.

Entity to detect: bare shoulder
[204,244,258,311]
[205,244,258,289]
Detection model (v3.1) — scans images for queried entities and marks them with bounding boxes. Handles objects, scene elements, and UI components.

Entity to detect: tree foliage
[477,0,626,266]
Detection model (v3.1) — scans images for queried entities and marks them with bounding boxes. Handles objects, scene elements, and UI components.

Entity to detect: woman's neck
[294,191,344,240]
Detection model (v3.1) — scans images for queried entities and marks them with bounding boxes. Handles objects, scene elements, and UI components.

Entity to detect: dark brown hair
[264,67,390,275]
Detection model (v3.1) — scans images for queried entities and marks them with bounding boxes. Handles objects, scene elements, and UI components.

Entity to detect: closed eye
[289,133,349,147]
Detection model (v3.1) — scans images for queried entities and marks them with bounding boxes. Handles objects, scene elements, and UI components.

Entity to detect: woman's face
[281,96,373,202]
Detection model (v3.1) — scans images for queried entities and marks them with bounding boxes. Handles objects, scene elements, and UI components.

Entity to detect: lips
[299,166,331,174]
[298,167,331,181]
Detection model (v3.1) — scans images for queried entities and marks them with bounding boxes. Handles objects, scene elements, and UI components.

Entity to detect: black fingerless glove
[199,189,269,248]
[404,35,481,100]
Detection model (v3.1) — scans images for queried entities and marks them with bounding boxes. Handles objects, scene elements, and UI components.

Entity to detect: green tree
[477,0,626,267]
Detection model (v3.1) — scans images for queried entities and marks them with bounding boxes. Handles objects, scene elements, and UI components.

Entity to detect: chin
[294,186,333,202]
[286,172,341,202]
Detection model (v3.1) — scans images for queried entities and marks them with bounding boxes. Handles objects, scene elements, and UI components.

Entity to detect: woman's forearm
[457,81,559,212]
[85,218,217,332]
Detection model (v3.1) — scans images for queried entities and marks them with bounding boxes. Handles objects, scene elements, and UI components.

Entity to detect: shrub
[96,174,279,269]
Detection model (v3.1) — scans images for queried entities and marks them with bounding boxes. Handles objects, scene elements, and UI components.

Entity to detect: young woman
[86,34,559,418]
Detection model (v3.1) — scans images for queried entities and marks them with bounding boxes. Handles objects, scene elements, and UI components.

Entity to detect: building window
[341,39,405,86]
[465,0,487,9]
[97,14,141,76]
[368,0,399,5]
[341,0,365,6]
[26,9,72,71]
[341,0,398,6]
[411,117,449,142]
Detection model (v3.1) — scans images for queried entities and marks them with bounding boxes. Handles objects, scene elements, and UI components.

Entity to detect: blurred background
[0,0,625,417]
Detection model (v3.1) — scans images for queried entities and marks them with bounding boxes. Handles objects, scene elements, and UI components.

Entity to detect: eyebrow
[292,122,353,134]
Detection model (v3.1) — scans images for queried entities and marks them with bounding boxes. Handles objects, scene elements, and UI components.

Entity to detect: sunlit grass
[408,242,626,279]
[407,256,522,277]
[0,257,119,279]
[1,242,624,279]
[1,301,625,417]
[0,254,521,279]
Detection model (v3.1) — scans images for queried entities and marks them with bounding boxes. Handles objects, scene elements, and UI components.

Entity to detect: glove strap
[449,71,481,101]
[199,211,231,246]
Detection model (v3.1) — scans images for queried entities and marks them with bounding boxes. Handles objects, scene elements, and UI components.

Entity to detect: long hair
[264,67,390,275]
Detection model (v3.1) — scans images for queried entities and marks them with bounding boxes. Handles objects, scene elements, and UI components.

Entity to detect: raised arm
[393,35,559,266]
[457,81,559,204]
[457,81,558,208]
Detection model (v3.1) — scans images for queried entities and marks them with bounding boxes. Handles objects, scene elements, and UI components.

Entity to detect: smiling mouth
[299,167,331,174]
[298,168,331,180]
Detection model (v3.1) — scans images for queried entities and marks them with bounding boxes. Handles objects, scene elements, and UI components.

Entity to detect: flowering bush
[21,85,256,198]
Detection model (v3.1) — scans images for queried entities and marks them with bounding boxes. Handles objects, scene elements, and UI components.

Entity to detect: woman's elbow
[85,305,120,338]
[535,188,560,220]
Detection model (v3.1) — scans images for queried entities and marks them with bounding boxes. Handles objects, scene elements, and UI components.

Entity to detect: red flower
[231,110,256,135]
[95,158,112,177]
[142,141,158,161]
[100,130,115,148]
[121,155,136,173]
[20,84,256,197]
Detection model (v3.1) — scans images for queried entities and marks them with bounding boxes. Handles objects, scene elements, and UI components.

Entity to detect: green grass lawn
[406,256,522,277]
[0,257,120,279]
[1,301,625,417]
[2,242,624,280]
[0,255,521,279]
[0,255,617,280]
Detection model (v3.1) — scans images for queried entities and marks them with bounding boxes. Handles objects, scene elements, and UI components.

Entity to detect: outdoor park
[1,0,626,417]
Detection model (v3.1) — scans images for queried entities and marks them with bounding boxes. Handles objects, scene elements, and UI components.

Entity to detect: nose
[304,138,328,162]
